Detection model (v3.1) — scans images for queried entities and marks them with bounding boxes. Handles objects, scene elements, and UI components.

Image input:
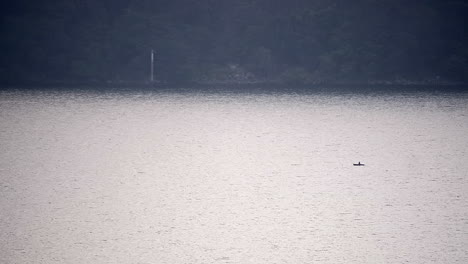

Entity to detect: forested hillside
[1,0,467,84]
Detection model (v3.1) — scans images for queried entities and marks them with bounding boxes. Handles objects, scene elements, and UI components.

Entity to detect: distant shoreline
[1,80,467,92]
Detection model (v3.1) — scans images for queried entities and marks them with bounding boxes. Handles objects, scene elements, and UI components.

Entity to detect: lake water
[1,88,467,264]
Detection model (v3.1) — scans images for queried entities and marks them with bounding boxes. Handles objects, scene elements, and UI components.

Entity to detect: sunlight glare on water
[1,89,468,264]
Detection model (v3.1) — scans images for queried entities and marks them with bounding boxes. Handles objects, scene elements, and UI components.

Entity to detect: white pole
[150,49,154,82]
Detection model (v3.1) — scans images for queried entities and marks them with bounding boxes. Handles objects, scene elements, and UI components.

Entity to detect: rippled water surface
[1,89,468,263]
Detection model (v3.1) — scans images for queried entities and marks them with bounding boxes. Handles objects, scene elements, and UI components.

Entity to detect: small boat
[353,162,365,166]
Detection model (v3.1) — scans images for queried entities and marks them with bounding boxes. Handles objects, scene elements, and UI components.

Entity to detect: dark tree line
[1,0,467,84]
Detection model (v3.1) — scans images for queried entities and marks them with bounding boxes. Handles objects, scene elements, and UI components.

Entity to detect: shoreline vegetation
[2,64,466,90]
[1,78,466,92]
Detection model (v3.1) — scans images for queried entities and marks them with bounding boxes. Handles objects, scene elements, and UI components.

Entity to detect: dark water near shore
[1,88,467,263]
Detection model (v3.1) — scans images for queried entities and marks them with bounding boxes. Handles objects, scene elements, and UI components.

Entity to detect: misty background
[0,0,467,84]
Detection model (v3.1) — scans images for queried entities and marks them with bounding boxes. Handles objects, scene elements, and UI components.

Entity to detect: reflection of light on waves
[1,91,468,264]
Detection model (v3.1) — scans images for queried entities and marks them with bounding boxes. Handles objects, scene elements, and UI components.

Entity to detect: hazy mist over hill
[1,0,467,84]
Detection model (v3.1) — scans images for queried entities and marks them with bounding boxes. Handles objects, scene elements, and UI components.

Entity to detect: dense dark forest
[1,0,467,84]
